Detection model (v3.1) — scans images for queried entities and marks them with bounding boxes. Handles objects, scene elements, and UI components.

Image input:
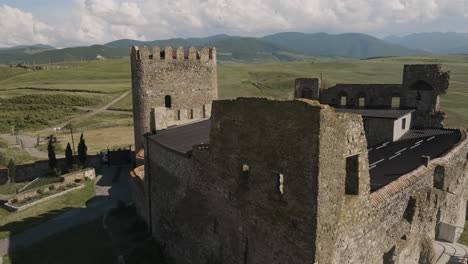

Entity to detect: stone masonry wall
[307,64,450,128]
[141,97,467,264]
[131,46,218,151]
[4,155,101,183]
[320,84,403,108]
[328,131,467,264]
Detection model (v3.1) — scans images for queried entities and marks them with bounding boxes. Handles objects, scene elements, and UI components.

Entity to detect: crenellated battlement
[130,46,216,61]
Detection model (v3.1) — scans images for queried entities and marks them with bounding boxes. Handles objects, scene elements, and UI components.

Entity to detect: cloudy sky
[0,0,467,47]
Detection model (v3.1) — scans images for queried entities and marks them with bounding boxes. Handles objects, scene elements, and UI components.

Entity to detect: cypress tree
[78,133,88,166]
[7,159,15,183]
[65,142,74,167]
[48,138,57,169]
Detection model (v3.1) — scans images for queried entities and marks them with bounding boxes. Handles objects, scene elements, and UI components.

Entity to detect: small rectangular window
[241,164,250,188]
[278,173,284,195]
[345,155,359,195]
[402,118,406,130]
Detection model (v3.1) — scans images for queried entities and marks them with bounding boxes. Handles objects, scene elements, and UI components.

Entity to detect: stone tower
[130,46,218,151]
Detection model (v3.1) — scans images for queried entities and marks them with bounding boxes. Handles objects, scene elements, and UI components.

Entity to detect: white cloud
[1,0,467,47]
[0,5,55,46]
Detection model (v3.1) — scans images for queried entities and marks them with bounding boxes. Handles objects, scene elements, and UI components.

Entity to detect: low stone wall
[0,155,102,184]
[3,184,85,212]
[5,168,95,204]
[62,168,96,184]
[0,167,8,185]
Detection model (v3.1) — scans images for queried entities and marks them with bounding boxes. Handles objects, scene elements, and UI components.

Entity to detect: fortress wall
[317,64,450,128]
[131,46,217,151]
[145,98,335,264]
[328,131,468,264]
[320,84,403,108]
[129,166,147,223]
[313,108,371,263]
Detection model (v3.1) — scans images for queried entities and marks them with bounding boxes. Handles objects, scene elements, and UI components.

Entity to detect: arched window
[409,81,432,91]
[164,95,172,108]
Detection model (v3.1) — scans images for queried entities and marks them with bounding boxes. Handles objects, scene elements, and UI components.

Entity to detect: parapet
[130,46,216,62]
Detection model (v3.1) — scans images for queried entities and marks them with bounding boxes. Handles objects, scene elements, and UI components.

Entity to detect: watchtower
[130,46,218,151]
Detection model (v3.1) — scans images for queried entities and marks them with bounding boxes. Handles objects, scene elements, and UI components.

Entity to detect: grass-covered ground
[102,55,468,128]
[2,218,114,264]
[0,147,39,167]
[0,54,466,134]
[0,179,95,239]
[458,221,468,247]
[51,126,135,153]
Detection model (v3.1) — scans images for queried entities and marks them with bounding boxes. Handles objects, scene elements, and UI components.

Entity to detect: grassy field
[0,179,95,239]
[0,147,39,167]
[50,126,134,153]
[3,218,114,264]
[458,221,468,247]
[0,60,131,133]
[0,54,466,134]
[101,55,468,128]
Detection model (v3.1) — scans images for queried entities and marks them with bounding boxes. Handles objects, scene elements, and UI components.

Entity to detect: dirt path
[0,91,131,160]
[38,90,131,133]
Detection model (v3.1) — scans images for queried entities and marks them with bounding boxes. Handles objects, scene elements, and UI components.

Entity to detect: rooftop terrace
[149,120,462,192]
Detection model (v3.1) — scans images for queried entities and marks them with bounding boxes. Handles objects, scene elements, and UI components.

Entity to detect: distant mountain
[1,32,445,64]
[0,45,56,64]
[384,32,468,54]
[446,45,468,54]
[108,35,313,62]
[262,32,430,58]
[0,45,127,64]
[106,34,231,49]
[0,44,55,51]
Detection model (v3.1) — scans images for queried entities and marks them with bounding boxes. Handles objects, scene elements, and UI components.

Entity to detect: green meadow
[0,54,466,132]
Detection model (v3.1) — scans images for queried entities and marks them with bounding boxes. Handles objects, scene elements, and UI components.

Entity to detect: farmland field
[0,54,466,136]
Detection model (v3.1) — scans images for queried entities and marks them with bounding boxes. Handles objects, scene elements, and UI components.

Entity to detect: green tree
[78,133,87,166]
[48,138,57,169]
[7,159,16,183]
[65,142,74,167]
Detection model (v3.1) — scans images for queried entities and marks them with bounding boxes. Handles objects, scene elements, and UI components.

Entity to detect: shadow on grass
[2,165,132,263]
[0,207,73,239]
[4,217,115,264]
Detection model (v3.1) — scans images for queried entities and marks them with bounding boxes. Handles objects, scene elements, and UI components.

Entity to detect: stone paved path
[435,240,468,264]
[0,165,131,258]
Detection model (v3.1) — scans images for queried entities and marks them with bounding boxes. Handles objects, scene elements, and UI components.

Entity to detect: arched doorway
[409,81,433,111]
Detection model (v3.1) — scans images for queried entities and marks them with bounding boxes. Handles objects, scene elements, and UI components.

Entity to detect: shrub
[37,189,43,195]
[49,185,56,191]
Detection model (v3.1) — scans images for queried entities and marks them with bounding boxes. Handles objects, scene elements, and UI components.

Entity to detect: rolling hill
[262,32,431,58]
[0,32,440,64]
[384,32,468,54]
[0,45,128,65]
[0,45,56,64]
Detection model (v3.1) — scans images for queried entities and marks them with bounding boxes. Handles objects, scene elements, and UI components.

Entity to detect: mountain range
[1,32,467,65]
[384,32,468,54]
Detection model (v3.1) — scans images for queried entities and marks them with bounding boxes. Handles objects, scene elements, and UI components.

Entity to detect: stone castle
[129,46,468,264]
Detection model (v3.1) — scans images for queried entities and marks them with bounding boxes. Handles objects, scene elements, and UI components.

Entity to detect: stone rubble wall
[302,64,450,129]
